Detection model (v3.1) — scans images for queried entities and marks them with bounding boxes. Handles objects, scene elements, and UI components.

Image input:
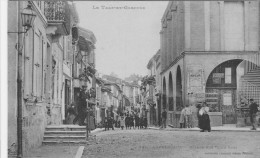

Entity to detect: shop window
[225,67,232,84]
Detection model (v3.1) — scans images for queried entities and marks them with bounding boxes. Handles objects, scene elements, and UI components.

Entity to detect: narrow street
[4,1,260,158]
[83,129,260,158]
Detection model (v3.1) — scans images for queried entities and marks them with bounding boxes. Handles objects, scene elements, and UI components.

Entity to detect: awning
[78,27,96,44]
[78,36,91,52]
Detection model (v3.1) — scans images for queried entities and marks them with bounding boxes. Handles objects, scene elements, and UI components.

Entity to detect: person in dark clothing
[199,102,211,132]
[143,117,148,129]
[161,108,167,128]
[104,117,109,131]
[67,104,77,124]
[196,104,202,128]
[108,117,115,130]
[73,86,88,126]
[249,99,259,130]
[140,117,143,129]
[129,115,134,129]
[135,115,140,129]
[125,115,130,129]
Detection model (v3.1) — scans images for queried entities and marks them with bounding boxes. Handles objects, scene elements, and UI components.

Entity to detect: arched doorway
[162,77,167,109]
[205,59,243,124]
[168,72,174,111]
[176,66,183,111]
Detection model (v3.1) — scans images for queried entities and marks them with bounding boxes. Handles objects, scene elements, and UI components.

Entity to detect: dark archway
[163,77,167,109]
[168,72,174,111]
[176,66,183,111]
[205,59,243,124]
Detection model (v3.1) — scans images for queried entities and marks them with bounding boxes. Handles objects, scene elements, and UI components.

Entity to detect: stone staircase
[238,65,260,106]
[42,125,87,145]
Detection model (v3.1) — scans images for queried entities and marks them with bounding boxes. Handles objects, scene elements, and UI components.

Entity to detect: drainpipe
[17,1,23,157]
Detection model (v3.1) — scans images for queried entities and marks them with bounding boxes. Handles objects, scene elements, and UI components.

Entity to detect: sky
[75,1,169,79]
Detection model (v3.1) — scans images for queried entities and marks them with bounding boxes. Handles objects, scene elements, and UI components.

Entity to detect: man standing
[73,86,88,126]
[161,108,167,128]
[249,99,259,130]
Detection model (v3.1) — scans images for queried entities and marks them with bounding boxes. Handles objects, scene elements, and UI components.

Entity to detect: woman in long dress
[199,102,211,132]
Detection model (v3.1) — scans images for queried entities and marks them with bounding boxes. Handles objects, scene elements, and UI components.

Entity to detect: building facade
[160,1,260,128]
[8,1,98,155]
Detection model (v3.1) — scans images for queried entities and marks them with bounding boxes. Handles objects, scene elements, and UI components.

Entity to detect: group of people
[178,102,211,132]
[103,113,148,130]
[118,114,148,130]
[179,104,193,128]
[160,102,211,132]
[67,85,259,132]
[66,86,95,131]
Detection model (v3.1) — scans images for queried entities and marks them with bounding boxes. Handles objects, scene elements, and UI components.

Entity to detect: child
[119,116,126,130]
[184,104,192,128]
[179,106,185,128]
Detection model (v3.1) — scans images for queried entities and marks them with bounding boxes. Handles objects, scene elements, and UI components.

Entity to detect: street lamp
[8,4,36,34]
[21,4,36,33]
[8,3,36,158]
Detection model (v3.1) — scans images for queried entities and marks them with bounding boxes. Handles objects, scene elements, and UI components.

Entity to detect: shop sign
[213,73,224,78]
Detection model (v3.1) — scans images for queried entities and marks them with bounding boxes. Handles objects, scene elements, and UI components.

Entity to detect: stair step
[44,131,86,136]
[46,126,86,131]
[42,140,86,145]
[44,135,86,140]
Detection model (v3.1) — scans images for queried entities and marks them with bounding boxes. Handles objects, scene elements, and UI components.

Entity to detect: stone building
[7,1,98,155]
[160,1,260,128]
[71,26,97,121]
[145,50,162,126]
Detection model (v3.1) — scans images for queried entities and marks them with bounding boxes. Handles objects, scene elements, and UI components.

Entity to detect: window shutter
[67,35,73,63]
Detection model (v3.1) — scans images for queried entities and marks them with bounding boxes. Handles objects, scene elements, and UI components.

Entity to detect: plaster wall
[8,1,18,154]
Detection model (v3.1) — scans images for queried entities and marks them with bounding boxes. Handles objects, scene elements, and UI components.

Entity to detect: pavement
[19,125,259,158]
[149,124,260,132]
[22,128,105,158]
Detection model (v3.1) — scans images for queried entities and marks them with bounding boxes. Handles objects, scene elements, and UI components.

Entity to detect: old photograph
[4,0,260,158]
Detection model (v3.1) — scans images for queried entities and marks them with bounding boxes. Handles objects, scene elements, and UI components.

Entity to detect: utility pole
[86,100,89,140]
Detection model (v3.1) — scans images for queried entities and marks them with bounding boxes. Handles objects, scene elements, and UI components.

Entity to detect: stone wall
[22,102,47,154]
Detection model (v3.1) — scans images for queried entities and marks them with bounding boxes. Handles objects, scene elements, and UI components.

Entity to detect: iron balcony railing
[43,1,71,35]
[44,1,65,22]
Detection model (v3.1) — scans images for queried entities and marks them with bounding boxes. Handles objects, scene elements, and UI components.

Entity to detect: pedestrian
[199,102,211,132]
[161,108,167,128]
[249,99,259,130]
[109,116,115,130]
[143,117,148,129]
[184,104,192,128]
[104,117,109,131]
[135,115,140,129]
[179,106,185,128]
[130,115,134,129]
[66,103,77,124]
[196,103,202,128]
[119,116,126,130]
[87,109,95,132]
[73,86,88,126]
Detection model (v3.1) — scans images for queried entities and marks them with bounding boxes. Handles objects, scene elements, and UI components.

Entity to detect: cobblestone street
[83,128,260,158]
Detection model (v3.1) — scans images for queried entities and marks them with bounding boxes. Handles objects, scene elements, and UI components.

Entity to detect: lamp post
[8,3,36,158]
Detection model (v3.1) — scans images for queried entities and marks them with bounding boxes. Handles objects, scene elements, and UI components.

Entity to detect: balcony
[44,1,71,35]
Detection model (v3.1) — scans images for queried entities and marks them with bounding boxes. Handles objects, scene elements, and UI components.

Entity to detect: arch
[205,59,259,124]
[202,53,260,84]
[162,77,167,109]
[176,65,183,111]
[168,72,174,111]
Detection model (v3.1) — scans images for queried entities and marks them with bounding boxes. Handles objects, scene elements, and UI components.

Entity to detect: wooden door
[221,89,236,124]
